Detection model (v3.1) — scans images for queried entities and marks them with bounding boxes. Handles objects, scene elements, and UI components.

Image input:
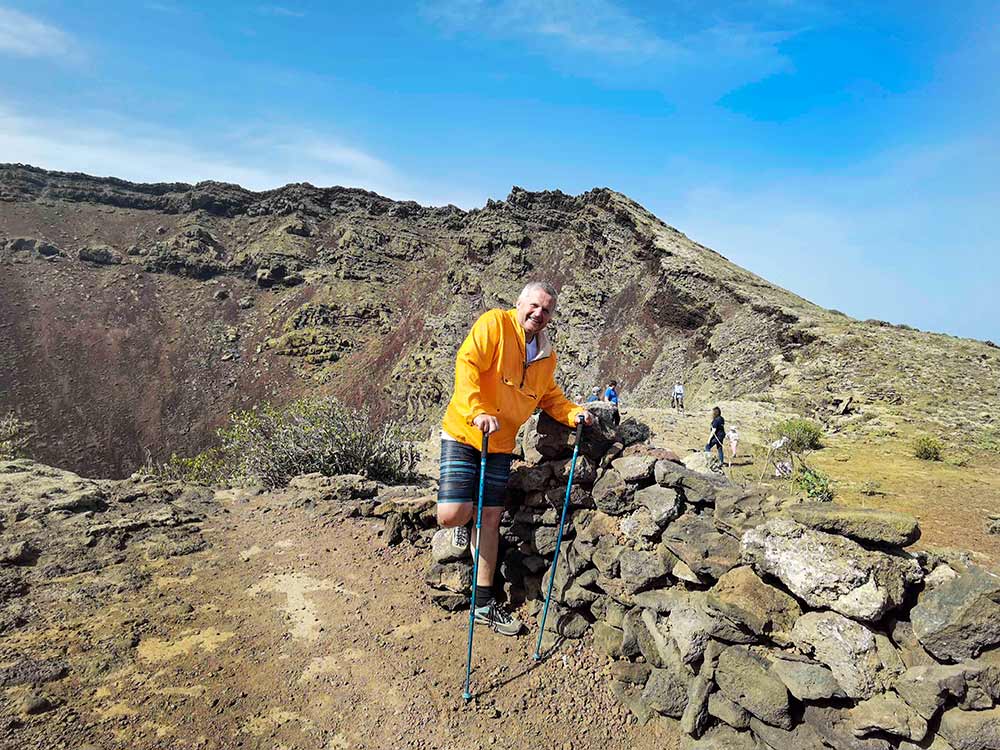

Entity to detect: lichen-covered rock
[706,566,801,645]
[619,548,669,593]
[748,717,827,750]
[430,528,467,563]
[423,561,471,593]
[715,646,793,729]
[663,513,740,582]
[848,692,928,742]
[802,705,895,750]
[911,565,1000,662]
[782,503,920,546]
[895,659,1000,719]
[938,705,1000,750]
[641,665,690,718]
[742,518,923,621]
[707,691,751,730]
[681,725,756,750]
[667,590,755,664]
[769,654,845,700]
[791,611,903,699]
[611,454,656,484]
[619,508,660,544]
[634,484,681,527]
[592,468,635,516]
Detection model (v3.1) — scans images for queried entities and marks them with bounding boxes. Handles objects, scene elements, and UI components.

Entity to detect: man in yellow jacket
[437,281,593,635]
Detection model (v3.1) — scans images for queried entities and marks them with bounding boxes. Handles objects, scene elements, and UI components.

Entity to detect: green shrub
[859,479,883,496]
[772,418,824,453]
[155,448,227,485]
[913,435,943,461]
[194,396,419,488]
[0,413,32,460]
[793,466,835,502]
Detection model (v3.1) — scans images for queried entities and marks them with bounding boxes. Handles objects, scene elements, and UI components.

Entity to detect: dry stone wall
[421,404,1000,750]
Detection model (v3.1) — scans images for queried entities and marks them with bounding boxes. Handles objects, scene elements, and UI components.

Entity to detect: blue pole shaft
[534,419,585,660]
[462,431,489,701]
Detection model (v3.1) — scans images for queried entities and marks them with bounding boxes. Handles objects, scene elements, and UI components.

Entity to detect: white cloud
[0,6,75,59]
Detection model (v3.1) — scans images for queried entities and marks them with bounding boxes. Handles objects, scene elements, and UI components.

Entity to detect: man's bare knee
[437,503,473,527]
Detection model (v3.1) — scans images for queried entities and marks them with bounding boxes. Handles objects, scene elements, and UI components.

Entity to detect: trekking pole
[462,431,489,701]
[533,415,585,661]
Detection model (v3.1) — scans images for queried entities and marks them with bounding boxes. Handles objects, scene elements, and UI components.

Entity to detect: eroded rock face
[706,566,801,645]
[938,705,1000,750]
[911,566,1000,662]
[741,518,923,621]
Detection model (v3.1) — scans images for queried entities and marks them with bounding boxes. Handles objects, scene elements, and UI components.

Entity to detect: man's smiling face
[516,287,556,340]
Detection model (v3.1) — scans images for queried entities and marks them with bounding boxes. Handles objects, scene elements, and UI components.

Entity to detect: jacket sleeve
[538,362,584,427]
[454,311,500,424]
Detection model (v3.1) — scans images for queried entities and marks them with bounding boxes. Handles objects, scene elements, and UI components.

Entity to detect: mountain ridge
[2,163,997,477]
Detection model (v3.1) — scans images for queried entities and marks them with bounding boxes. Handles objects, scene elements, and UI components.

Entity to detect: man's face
[516,288,556,338]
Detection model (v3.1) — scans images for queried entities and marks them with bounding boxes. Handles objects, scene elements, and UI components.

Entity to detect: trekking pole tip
[532,651,541,661]
[462,691,472,701]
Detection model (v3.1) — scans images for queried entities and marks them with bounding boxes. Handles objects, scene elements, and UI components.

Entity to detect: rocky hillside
[2,164,998,477]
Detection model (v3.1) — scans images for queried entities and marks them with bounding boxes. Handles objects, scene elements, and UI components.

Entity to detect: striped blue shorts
[437,439,513,508]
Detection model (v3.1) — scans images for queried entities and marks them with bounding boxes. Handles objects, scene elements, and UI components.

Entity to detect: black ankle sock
[475,585,494,606]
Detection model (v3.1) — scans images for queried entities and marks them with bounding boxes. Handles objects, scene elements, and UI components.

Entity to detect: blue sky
[1,1,997,341]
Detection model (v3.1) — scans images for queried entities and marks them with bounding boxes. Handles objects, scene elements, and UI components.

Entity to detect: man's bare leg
[470,507,504,588]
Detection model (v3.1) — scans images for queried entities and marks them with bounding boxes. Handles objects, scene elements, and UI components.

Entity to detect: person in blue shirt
[604,380,620,425]
[585,386,601,403]
[705,406,725,465]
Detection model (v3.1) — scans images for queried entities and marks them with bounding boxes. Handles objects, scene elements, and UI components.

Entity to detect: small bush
[913,435,943,461]
[793,466,835,502]
[772,418,824,453]
[859,480,883,496]
[160,396,419,488]
[155,448,227,485]
[0,413,32,460]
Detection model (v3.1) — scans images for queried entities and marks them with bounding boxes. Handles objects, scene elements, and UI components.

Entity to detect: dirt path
[2,492,679,750]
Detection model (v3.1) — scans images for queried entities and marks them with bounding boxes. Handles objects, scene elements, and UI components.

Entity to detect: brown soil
[0,491,679,749]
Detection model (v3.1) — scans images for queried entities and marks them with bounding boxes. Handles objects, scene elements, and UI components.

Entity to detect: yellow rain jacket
[441,308,584,454]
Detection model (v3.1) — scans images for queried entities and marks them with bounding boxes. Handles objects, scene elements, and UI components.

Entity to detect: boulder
[715,646,793,729]
[654,461,726,505]
[782,503,920,546]
[667,590,755,664]
[848,692,928,742]
[706,566,801,645]
[529,409,616,462]
[593,622,625,659]
[663,513,740,581]
[714,487,787,538]
[708,691,751,730]
[749,717,827,750]
[681,640,723,737]
[591,468,635,516]
[619,508,660,544]
[634,484,681,527]
[508,462,554,493]
[911,565,1000,662]
[430,528,467,563]
[791,610,903,699]
[618,548,669,593]
[682,451,722,476]
[742,518,923,621]
[641,665,689,718]
[611,455,656,484]
[549,455,597,487]
[609,680,654,726]
[681,725,756,750]
[802,705,895,750]
[938,706,1000,750]
[896,659,1000,719]
[424,561,471,594]
[769,654,845,700]
[610,660,651,685]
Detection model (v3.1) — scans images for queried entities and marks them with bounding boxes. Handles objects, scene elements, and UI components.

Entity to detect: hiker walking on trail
[585,386,601,403]
[705,406,726,465]
[671,381,685,413]
[604,379,621,425]
[436,281,593,636]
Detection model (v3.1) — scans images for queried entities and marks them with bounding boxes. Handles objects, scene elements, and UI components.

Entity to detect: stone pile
[422,405,1000,750]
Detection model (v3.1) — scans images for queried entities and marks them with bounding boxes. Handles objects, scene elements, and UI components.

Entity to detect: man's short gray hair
[519,281,558,302]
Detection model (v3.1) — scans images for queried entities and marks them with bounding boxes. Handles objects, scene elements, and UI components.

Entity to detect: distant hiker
[586,386,601,403]
[671,382,685,412]
[705,406,725,465]
[604,379,621,425]
[436,281,593,636]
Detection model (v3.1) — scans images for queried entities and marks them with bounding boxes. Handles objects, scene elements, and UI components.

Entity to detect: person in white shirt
[671,382,685,412]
